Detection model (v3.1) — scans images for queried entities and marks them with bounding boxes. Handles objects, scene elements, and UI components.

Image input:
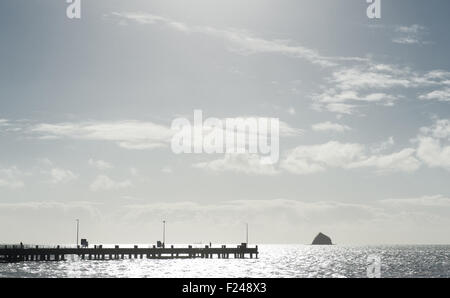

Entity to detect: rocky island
[311,232,333,245]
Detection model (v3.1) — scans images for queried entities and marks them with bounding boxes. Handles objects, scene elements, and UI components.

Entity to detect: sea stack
[311,232,332,245]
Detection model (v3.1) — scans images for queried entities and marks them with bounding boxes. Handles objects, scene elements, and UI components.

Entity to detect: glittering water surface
[1,245,449,278]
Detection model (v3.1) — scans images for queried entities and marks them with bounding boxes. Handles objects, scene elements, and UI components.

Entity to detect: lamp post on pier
[246,223,249,244]
[162,220,166,248]
[76,219,79,247]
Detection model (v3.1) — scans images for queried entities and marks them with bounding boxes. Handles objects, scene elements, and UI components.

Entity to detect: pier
[0,244,258,262]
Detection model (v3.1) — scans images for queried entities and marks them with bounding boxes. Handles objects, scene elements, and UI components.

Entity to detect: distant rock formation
[311,232,332,245]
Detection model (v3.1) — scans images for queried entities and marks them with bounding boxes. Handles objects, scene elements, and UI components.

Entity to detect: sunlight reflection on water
[1,245,449,278]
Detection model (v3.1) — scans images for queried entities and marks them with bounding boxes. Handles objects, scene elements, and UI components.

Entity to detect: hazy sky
[1,0,450,245]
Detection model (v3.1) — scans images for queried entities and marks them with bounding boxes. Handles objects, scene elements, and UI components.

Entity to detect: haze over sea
[1,245,448,278]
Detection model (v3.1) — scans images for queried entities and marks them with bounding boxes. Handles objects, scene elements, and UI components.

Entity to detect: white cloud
[419,88,450,102]
[193,154,279,176]
[281,141,420,175]
[30,121,174,150]
[392,24,428,45]
[416,136,450,170]
[312,62,450,114]
[380,195,450,208]
[49,168,78,184]
[312,121,351,133]
[130,167,139,176]
[282,119,450,173]
[415,119,450,170]
[392,36,421,45]
[1,196,449,244]
[314,102,357,115]
[36,159,78,184]
[371,136,395,153]
[348,148,420,173]
[90,175,132,191]
[161,166,173,174]
[27,118,301,152]
[118,196,450,244]
[88,158,114,170]
[395,24,425,34]
[281,141,365,174]
[0,166,25,189]
[311,64,409,114]
[109,12,366,67]
[419,119,450,139]
[331,65,411,90]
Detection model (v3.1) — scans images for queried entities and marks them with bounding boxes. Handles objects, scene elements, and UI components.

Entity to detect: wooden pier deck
[0,244,258,262]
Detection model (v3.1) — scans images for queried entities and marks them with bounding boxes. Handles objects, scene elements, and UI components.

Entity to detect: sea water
[0,245,448,278]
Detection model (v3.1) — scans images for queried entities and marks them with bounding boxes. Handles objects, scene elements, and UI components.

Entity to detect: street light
[162,220,166,248]
[246,223,249,244]
[76,219,79,247]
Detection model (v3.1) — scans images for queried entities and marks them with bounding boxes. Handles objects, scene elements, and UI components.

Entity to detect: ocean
[0,245,449,278]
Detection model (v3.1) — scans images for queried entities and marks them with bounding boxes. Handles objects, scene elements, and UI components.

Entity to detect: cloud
[311,64,408,114]
[88,158,114,170]
[1,196,448,244]
[419,119,450,139]
[103,14,450,119]
[392,36,421,45]
[26,117,301,152]
[130,167,139,176]
[0,166,25,189]
[35,159,78,184]
[312,121,351,133]
[0,200,101,212]
[108,12,366,67]
[371,136,395,153]
[312,63,450,114]
[193,137,420,176]
[120,198,380,225]
[348,148,420,173]
[161,166,173,174]
[392,24,428,45]
[281,141,420,175]
[0,201,104,243]
[30,121,174,150]
[193,154,279,176]
[330,64,412,90]
[415,119,450,170]
[380,195,450,208]
[416,137,450,170]
[90,175,132,191]
[419,88,450,102]
[313,102,357,115]
[117,196,450,244]
[281,142,365,174]
[49,168,78,184]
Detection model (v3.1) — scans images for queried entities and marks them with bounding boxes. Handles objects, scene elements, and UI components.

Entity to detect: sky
[0,0,449,245]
